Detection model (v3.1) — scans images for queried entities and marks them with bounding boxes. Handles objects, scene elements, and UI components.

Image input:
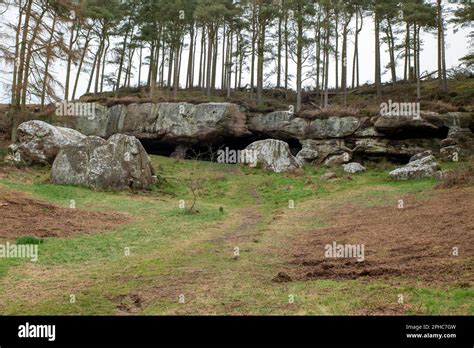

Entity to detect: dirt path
[210,186,263,243]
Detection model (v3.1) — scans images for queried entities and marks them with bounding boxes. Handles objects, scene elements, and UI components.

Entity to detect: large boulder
[51,134,156,190]
[245,139,299,173]
[343,162,366,174]
[8,120,86,165]
[389,155,440,180]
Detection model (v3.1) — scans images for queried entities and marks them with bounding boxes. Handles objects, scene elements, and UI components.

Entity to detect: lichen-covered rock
[8,120,86,165]
[409,150,433,162]
[353,138,439,158]
[306,116,361,139]
[297,139,351,165]
[374,114,440,135]
[245,139,299,173]
[324,152,351,166]
[389,155,440,180]
[295,147,319,166]
[51,134,156,190]
[70,102,250,143]
[249,111,306,139]
[343,162,366,174]
[249,113,361,140]
[439,145,460,161]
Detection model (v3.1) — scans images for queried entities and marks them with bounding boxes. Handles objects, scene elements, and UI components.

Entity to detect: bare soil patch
[0,187,131,240]
[277,187,474,284]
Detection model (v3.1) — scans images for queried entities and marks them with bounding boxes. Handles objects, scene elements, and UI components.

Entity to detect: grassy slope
[0,156,472,315]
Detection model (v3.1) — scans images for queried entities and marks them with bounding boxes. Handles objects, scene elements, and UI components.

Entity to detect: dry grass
[299,104,361,119]
[435,161,474,189]
[420,100,460,113]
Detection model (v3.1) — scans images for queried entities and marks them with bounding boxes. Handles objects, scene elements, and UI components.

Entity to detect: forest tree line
[1,0,473,116]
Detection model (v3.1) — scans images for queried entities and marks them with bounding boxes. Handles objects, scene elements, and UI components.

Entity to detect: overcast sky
[0,1,472,104]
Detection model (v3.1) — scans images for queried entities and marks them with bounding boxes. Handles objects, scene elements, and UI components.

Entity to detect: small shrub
[219,206,224,213]
[16,236,43,245]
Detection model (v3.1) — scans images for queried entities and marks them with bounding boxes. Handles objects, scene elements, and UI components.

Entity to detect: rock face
[343,162,366,174]
[249,112,361,139]
[49,102,473,165]
[389,155,440,180]
[352,138,440,159]
[8,120,86,165]
[440,127,474,160]
[245,139,299,173]
[51,134,156,190]
[66,102,250,144]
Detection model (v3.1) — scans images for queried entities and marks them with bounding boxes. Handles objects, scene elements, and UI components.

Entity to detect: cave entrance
[140,136,303,162]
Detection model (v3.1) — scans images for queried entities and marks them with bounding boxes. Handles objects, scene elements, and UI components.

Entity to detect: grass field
[0,156,472,315]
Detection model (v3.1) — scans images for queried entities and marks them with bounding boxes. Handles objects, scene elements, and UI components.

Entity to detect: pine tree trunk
[100,38,109,92]
[342,21,349,106]
[167,47,174,89]
[386,20,397,85]
[21,7,47,108]
[296,5,303,113]
[72,28,92,101]
[374,12,382,100]
[206,27,213,97]
[315,15,321,92]
[334,12,339,90]
[221,25,226,89]
[15,0,33,110]
[256,21,265,107]
[11,5,23,107]
[437,0,447,91]
[212,30,218,90]
[284,12,288,91]
[41,16,57,108]
[64,20,78,101]
[138,45,142,86]
[250,5,256,97]
[277,11,282,88]
[199,27,205,89]
[115,28,130,91]
[352,10,358,89]
[186,25,195,89]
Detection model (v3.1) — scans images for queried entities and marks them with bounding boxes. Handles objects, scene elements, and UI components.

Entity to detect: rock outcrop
[245,139,299,173]
[65,102,250,144]
[8,120,86,165]
[51,134,156,190]
[29,102,473,165]
[249,112,362,139]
